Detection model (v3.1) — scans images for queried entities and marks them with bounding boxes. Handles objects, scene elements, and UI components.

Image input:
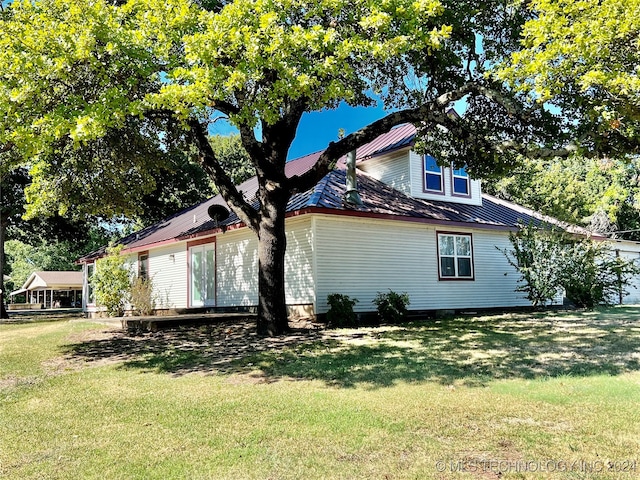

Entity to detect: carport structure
[9,271,83,309]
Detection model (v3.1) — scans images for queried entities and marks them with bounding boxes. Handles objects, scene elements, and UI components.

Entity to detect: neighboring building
[78,124,640,317]
[9,271,83,309]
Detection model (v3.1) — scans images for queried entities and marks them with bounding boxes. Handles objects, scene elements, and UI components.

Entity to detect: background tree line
[1,134,251,309]
[485,156,640,241]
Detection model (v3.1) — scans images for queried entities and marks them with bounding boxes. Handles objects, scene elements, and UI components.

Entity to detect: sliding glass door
[190,243,216,307]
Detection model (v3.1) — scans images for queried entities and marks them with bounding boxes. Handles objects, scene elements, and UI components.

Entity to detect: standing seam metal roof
[78,123,589,261]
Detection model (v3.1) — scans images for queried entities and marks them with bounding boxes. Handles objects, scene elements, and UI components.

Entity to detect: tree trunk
[256,196,290,336]
[0,216,8,319]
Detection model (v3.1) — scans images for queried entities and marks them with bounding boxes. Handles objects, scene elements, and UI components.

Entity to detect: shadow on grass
[64,306,640,388]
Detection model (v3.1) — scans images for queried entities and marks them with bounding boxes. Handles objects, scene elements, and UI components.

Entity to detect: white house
[79,124,640,317]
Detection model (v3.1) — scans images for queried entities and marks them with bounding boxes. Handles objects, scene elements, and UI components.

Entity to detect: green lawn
[1,307,639,479]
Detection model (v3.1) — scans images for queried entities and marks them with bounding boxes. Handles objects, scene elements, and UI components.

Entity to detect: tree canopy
[485,156,640,239]
[497,0,640,157]
[1,0,638,333]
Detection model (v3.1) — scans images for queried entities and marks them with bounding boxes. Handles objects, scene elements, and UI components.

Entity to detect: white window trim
[437,232,475,280]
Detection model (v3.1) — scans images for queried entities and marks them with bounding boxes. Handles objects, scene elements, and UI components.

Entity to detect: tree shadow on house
[63,306,640,388]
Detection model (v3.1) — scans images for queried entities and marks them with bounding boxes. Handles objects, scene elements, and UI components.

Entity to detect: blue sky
[209,102,391,161]
[287,103,390,159]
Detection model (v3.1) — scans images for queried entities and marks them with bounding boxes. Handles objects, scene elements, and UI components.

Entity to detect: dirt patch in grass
[62,319,330,376]
[57,307,640,388]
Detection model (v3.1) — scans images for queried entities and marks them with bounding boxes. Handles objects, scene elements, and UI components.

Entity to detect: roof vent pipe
[344,150,363,205]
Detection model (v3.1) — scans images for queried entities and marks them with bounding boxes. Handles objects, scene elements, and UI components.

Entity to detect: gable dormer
[408,150,482,205]
[357,147,482,206]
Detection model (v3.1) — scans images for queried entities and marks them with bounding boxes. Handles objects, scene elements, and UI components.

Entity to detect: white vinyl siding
[216,229,258,307]
[284,218,315,304]
[615,247,640,304]
[216,217,315,308]
[313,215,540,313]
[358,151,411,194]
[147,243,189,309]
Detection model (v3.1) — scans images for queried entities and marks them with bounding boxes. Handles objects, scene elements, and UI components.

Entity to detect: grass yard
[1,307,639,479]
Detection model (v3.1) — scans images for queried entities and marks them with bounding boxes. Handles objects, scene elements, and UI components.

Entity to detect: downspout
[344,150,363,205]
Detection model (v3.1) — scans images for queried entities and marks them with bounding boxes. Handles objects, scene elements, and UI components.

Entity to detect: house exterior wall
[312,214,539,314]
[358,151,411,195]
[82,218,316,315]
[408,150,483,205]
[215,216,315,308]
[146,243,190,310]
[215,228,258,307]
[613,243,640,304]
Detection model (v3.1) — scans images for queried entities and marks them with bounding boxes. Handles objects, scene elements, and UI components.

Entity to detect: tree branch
[288,81,593,193]
[211,99,240,117]
[187,118,259,231]
[289,84,475,193]
[0,143,14,154]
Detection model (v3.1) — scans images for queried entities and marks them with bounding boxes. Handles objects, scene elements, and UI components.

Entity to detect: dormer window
[424,155,443,193]
[452,166,470,196]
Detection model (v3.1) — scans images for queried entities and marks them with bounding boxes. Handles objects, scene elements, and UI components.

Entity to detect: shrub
[561,240,640,308]
[92,245,131,317]
[326,293,359,327]
[503,223,640,309]
[373,290,410,324]
[130,276,157,316]
[501,223,565,307]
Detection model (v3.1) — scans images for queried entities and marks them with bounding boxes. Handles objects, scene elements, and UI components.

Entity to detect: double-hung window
[424,155,443,193]
[452,166,470,196]
[437,233,474,279]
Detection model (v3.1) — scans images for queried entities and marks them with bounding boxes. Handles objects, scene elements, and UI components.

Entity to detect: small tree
[502,223,564,307]
[561,240,640,308]
[503,223,640,309]
[92,245,131,317]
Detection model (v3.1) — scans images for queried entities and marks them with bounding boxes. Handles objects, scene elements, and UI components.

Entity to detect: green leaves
[1,0,451,153]
[496,0,640,154]
[154,0,451,125]
[503,224,640,309]
[92,244,132,317]
[485,155,640,238]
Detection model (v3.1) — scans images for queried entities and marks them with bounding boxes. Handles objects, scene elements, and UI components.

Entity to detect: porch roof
[10,271,83,296]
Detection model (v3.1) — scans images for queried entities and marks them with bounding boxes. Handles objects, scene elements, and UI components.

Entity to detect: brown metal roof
[78,124,592,261]
[355,123,416,160]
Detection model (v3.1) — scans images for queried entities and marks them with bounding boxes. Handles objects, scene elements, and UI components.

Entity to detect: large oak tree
[1,0,638,334]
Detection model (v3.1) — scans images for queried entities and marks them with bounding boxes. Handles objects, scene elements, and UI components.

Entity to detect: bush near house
[503,224,640,308]
[561,240,640,308]
[502,223,565,307]
[91,245,131,317]
[326,293,359,328]
[129,276,156,316]
[373,290,410,324]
